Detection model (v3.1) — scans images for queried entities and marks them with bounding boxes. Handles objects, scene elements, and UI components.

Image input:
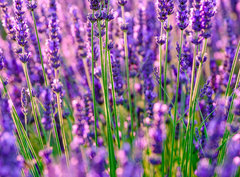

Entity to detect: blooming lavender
[0,96,22,177]
[156,0,168,22]
[177,0,189,30]
[218,134,240,177]
[0,0,239,176]
[117,143,143,177]
[0,0,16,41]
[14,0,29,47]
[191,0,202,44]
[149,102,167,165]
[41,88,53,131]
[0,48,5,70]
[111,54,124,104]
[200,0,216,38]
[26,0,37,11]
[47,0,61,70]
[87,146,108,177]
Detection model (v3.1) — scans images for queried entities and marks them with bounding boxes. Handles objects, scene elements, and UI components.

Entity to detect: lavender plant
[0,0,240,176]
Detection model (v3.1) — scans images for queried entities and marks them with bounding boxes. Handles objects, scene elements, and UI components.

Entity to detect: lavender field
[0,0,240,176]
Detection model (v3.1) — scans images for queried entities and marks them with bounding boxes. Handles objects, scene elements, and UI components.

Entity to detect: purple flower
[21,87,29,114]
[200,0,216,38]
[0,48,5,70]
[111,54,124,104]
[72,95,94,146]
[149,102,167,165]
[26,0,37,11]
[39,147,53,166]
[117,143,143,177]
[204,98,226,160]
[14,0,29,47]
[41,88,53,131]
[142,51,156,120]
[218,134,240,177]
[0,132,23,177]
[47,0,61,70]
[156,0,168,22]
[0,0,16,40]
[89,0,100,10]
[87,146,108,177]
[118,0,127,6]
[0,96,23,177]
[177,0,189,30]
[195,158,214,177]
[70,6,87,59]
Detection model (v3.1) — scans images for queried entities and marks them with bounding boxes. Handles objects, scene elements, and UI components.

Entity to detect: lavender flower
[218,134,240,177]
[195,158,214,177]
[111,54,124,104]
[117,143,143,177]
[0,96,23,177]
[14,0,29,47]
[41,88,53,131]
[177,0,189,30]
[118,0,127,6]
[149,102,167,165]
[156,0,168,22]
[47,0,61,70]
[191,0,202,44]
[196,98,226,176]
[26,0,37,11]
[21,87,28,114]
[0,0,16,40]
[200,0,216,38]
[87,146,108,177]
[142,51,156,120]
[0,48,5,70]
[89,0,100,10]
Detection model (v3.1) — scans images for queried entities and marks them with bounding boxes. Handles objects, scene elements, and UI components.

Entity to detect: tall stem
[164,17,170,103]
[121,5,134,141]
[224,41,240,97]
[218,41,240,164]
[159,21,163,100]
[31,10,48,86]
[90,15,98,146]
[22,63,44,148]
[188,38,208,175]
[108,51,121,148]
[56,92,69,166]
[97,19,116,177]
[169,30,184,176]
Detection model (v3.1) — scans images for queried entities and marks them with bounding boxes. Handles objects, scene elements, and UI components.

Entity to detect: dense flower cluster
[0,0,239,176]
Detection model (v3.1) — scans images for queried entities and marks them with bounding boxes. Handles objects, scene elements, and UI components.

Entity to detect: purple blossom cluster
[0,0,240,176]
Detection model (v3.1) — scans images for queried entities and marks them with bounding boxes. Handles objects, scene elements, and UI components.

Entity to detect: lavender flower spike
[47,0,61,70]
[177,0,189,30]
[200,0,216,38]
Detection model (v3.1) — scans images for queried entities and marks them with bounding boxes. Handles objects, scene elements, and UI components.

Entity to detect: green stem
[0,76,42,174]
[97,19,116,177]
[24,113,27,134]
[90,15,98,146]
[22,63,44,148]
[169,30,184,177]
[218,41,240,164]
[52,114,62,156]
[121,5,134,141]
[164,17,170,104]
[108,50,121,148]
[56,92,69,166]
[159,21,163,100]
[31,10,48,86]
[224,41,240,97]
[188,38,208,175]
